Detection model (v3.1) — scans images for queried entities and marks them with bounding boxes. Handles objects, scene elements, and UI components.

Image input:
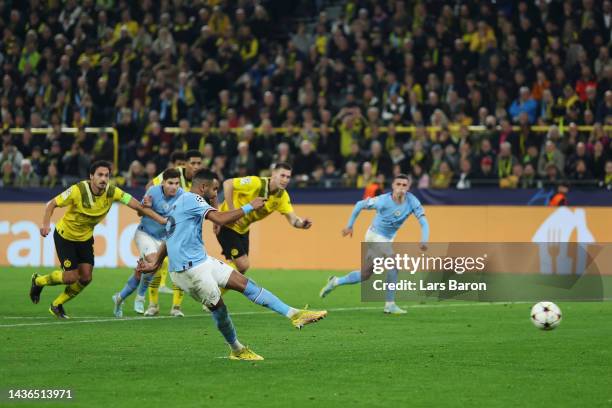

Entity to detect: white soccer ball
[530,301,562,330]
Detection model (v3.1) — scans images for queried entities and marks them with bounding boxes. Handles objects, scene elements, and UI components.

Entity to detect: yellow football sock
[35,270,64,286]
[52,281,86,306]
[159,258,169,288]
[149,272,161,305]
[172,284,184,307]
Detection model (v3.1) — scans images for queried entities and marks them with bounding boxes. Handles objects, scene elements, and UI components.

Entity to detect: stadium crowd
[0,0,611,190]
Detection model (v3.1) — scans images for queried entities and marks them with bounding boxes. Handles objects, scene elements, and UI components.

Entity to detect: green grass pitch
[2,267,612,407]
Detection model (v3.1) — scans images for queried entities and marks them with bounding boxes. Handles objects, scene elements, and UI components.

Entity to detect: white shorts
[134,229,163,257]
[364,228,394,259]
[170,257,233,308]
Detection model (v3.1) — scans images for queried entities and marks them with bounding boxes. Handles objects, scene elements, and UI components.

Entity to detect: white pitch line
[0,302,530,328]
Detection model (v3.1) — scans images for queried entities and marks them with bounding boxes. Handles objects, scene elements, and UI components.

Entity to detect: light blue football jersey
[349,192,425,240]
[165,192,215,272]
[138,185,184,240]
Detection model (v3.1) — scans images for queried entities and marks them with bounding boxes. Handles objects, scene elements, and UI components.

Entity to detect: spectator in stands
[230,141,256,177]
[293,139,321,183]
[596,90,612,124]
[521,163,538,189]
[570,159,593,183]
[145,161,158,183]
[42,161,61,188]
[0,0,608,190]
[496,142,518,180]
[368,140,392,179]
[538,141,565,178]
[342,161,358,188]
[455,158,473,190]
[543,162,561,188]
[62,142,90,181]
[431,161,454,189]
[125,160,148,188]
[315,160,335,187]
[475,156,497,186]
[411,162,430,189]
[15,159,40,187]
[509,87,538,124]
[566,142,592,175]
[273,142,292,167]
[1,161,16,187]
[357,161,375,188]
[500,163,524,189]
[591,141,609,180]
[0,138,24,173]
[92,131,114,163]
[476,138,496,165]
[602,160,612,190]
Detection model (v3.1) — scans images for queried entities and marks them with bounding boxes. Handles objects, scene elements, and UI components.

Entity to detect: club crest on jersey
[63,259,72,269]
[162,203,170,211]
[394,210,401,216]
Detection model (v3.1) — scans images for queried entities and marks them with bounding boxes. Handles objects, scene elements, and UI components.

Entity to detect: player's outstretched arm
[126,197,167,225]
[40,199,58,237]
[285,212,313,229]
[223,179,235,210]
[417,215,430,250]
[207,197,265,226]
[343,199,368,237]
[135,195,152,217]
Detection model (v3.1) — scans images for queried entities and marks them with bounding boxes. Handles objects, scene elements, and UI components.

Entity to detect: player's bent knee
[203,290,221,310]
[63,270,79,283]
[206,297,225,312]
[235,258,249,273]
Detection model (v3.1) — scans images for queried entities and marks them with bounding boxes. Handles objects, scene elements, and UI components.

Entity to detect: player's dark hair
[89,160,112,175]
[192,169,217,185]
[394,173,411,182]
[170,151,186,164]
[186,149,203,160]
[274,162,292,171]
[162,168,181,181]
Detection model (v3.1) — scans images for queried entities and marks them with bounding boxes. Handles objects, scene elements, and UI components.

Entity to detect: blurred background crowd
[0,0,611,190]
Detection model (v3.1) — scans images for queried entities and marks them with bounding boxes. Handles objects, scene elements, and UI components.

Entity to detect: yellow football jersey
[152,166,192,190]
[54,181,131,241]
[220,176,293,234]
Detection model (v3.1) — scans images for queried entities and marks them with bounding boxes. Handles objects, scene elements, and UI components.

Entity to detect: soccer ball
[530,301,562,330]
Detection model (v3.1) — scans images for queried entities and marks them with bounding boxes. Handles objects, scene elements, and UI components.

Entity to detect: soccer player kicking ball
[319,174,430,314]
[111,168,183,318]
[145,150,204,317]
[29,161,167,319]
[137,169,327,361]
[216,162,312,276]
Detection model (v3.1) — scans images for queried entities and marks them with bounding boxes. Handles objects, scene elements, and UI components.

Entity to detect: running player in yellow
[145,150,203,317]
[29,161,167,318]
[216,162,312,276]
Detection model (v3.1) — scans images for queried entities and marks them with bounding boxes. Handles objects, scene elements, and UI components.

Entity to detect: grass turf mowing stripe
[0,301,535,328]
